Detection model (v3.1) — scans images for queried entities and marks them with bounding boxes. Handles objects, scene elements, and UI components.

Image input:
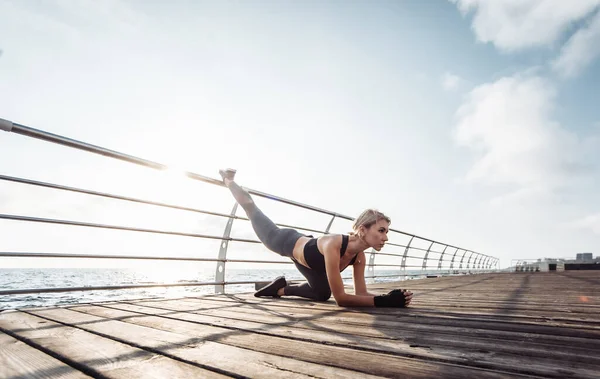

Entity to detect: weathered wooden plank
[408,302,600,317]
[95,300,598,378]
[179,298,600,349]
[180,295,600,327]
[0,310,227,379]
[174,296,600,341]
[25,307,377,379]
[200,290,600,322]
[176,298,600,357]
[0,332,92,379]
[4,271,599,379]
[68,303,535,379]
[147,298,600,373]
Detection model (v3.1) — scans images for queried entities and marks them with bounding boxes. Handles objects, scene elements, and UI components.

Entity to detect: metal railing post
[477,255,484,271]
[450,248,460,271]
[421,241,434,271]
[459,250,468,270]
[324,215,336,234]
[215,202,238,293]
[401,236,414,280]
[466,251,474,272]
[437,245,448,272]
[367,248,376,280]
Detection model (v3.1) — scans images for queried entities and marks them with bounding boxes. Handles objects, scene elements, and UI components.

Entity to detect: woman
[220,169,413,308]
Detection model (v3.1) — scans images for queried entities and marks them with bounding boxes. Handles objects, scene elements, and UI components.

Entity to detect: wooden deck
[1,271,599,378]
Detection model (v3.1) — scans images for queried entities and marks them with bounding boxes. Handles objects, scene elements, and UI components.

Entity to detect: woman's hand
[402,290,413,306]
[374,289,413,307]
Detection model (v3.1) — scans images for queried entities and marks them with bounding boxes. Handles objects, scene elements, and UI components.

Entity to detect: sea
[0,268,438,310]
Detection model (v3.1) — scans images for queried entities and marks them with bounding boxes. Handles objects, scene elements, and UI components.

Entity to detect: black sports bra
[303,234,358,273]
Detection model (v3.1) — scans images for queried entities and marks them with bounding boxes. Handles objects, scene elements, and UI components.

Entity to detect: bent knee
[314,290,332,301]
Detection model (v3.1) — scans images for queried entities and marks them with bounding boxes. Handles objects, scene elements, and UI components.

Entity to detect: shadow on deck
[1,272,599,378]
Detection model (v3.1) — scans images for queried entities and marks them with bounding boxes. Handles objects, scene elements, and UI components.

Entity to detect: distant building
[576,253,594,262]
[514,254,598,272]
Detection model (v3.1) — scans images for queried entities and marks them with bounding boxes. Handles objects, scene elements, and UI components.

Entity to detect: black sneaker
[254,276,287,298]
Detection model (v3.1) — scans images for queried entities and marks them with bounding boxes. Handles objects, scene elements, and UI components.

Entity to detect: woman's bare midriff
[292,236,311,268]
[292,235,359,271]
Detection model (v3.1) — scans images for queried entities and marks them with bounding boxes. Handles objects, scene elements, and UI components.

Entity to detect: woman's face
[360,219,390,251]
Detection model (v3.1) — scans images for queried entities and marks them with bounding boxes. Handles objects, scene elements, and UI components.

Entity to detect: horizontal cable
[0,252,294,265]
[1,252,460,270]
[227,259,293,265]
[0,218,484,266]
[368,251,405,258]
[371,271,491,280]
[0,252,219,262]
[403,254,427,260]
[0,174,328,235]
[407,246,432,252]
[0,174,238,220]
[0,252,489,268]
[5,120,490,257]
[3,253,494,271]
[1,277,360,297]
[0,268,494,296]
[9,122,353,219]
[380,242,407,248]
[1,279,288,296]
[0,213,261,243]
[427,258,464,263]
[367,264,404,267]
[1,281,220,296]
[371,273,428,279]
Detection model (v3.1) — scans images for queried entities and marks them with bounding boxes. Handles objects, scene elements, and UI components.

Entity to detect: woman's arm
[322,238,375,307]
[352,252,377,296]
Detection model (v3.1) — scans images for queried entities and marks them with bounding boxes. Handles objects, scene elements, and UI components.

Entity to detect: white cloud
[569,213,600,234]
[450,0,600,51]
[453,73,597,202]
[553,11,600,78]
[442,72,463,91]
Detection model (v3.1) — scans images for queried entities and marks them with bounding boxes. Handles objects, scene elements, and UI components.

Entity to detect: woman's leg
[224,178,300,257]
[222,172,327,300]
[283,261,332,301]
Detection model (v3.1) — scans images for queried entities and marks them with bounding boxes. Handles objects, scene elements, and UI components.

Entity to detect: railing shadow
[493,274,530,316]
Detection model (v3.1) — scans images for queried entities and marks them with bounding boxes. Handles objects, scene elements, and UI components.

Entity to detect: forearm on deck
[335,293,375,307]
[356,291,377,297]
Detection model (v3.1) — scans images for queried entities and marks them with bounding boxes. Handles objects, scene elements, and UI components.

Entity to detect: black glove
[374,289,407,308]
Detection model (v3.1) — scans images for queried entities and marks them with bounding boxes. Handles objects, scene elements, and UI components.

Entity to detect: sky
[1,0,600,270]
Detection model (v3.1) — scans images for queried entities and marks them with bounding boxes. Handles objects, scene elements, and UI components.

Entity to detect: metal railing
[0,117,499,298]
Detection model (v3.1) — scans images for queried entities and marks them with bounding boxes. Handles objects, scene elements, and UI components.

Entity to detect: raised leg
[220,170,301,257]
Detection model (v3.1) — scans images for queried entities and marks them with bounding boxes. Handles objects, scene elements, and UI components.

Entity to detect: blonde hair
[350,209,391,235]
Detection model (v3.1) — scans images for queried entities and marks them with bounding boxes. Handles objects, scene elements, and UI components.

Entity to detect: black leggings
[227,182,332,301]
